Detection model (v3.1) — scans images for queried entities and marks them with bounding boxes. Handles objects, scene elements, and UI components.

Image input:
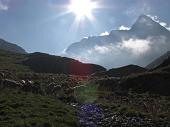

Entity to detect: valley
[0,48,170,127]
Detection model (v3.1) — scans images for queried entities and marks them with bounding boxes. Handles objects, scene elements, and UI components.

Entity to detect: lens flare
[68,0,97,19]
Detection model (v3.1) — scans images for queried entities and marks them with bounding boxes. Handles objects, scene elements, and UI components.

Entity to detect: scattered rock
[22,81,41,94]
[46,82,62,95]
[78,104,103,127]
[0,72,5,79]
[77,103,162,127]
[52,85,62,96]
[65,87,75,97]
[1,79,22,89]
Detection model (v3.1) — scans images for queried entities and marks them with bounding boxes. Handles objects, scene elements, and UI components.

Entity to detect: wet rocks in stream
[77,104,161,127]
[78,104,103,127]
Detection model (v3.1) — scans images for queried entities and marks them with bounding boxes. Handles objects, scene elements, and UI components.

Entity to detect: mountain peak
[131,14,158,29]
[130,14,170,38]
[138,14,152,21]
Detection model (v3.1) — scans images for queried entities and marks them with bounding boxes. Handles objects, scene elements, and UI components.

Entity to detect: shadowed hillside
[146,51,170,69]
[118,72,170,96]
[155,57,170,71]
[22,52,106,76]
[96,57,170,96]
[0,43,170,126]
[93,65,147,77]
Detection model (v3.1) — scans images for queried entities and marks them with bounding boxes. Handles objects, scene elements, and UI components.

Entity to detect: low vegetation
[0,49,170,126]
[0,89,79,127]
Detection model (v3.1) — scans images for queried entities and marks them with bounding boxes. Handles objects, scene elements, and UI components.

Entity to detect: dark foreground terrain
[0,49,170,127]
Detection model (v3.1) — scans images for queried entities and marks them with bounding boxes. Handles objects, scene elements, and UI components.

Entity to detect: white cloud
[119,25,130,30]
[83,37,88,39]
[94,45,113,54]
[0,1,8,11]
[65,35,170,69]
[100,31,109,36]
[147,15,170,31]
[118,38,151,55]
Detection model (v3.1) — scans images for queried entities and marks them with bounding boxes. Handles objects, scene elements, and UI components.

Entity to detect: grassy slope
[0,50,79,127]
[74,81,99,103]
[74,80,170,124]
[96,92,170,123]
[0,49,170,126]
[0,88,79,127]
[0,49,31,73]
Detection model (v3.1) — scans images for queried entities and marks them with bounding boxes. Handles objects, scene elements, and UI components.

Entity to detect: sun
[68,0,96,19]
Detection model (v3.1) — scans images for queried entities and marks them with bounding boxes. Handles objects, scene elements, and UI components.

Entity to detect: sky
[0,0,170,54]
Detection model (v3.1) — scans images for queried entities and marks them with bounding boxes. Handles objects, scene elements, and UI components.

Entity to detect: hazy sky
[0,0,170,54]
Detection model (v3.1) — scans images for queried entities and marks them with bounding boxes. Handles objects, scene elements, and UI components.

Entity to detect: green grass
[96,92,170,124]
[0,49,32,73]
[74,81,99,103]
[0,88,79,127]
[0,49,170,126]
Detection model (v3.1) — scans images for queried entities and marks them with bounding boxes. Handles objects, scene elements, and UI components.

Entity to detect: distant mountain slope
[96,54,170,96]
[94,65,147,77]
[0,49,31,73]
[154,56,170,71]
[65,15,170,68]
[0,39,26,54]
[97,65,170,96]
[22,52,106,76]
[146,51,170,69]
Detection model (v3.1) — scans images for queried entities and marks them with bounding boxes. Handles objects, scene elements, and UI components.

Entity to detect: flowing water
[78,103,103,127]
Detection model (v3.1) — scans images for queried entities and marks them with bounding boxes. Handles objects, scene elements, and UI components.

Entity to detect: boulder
[0,72,5,79]
[22,81,41,94]
[65,87,75,97]
[1,79,22,89]
[46,82,56,94]
[52,85,62,96]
